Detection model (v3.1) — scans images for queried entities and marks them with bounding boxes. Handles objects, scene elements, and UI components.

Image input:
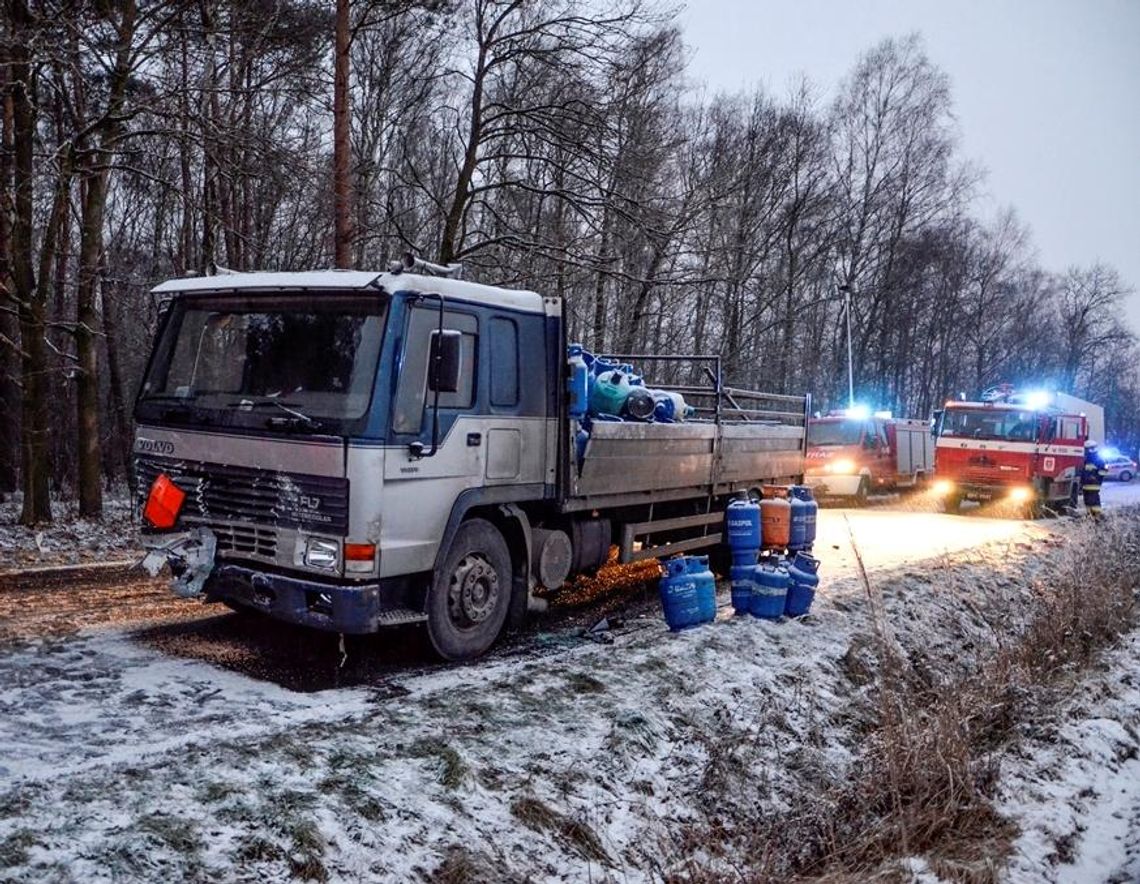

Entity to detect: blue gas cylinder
[730,563,757,615]
[724,497,761,564]
[650,390,675,422]
[786,552,820,616]
[788,491,808,550]
[750,563,789,619]
[567,344,589,419]
[791,486,818,549]
[575,423,590,463]
[659,558,702,630]
[687,555,717,623]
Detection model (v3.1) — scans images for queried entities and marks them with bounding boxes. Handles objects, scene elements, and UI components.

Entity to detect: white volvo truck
[134,262,809,659]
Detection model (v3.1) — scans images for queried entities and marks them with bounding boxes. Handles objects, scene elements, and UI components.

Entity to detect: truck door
[865,420,891,486]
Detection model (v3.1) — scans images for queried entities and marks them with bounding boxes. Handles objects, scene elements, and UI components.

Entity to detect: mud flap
[139,527,218,598]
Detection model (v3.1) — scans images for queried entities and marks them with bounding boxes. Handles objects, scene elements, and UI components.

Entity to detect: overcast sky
[679,0,1140,333]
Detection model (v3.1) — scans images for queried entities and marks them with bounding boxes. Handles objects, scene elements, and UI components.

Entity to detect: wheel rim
[447,553,501,628]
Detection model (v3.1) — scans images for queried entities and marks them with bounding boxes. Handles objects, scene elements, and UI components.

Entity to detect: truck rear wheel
[427,519,513,661]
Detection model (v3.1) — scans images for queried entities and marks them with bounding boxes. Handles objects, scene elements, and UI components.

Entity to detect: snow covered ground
[0,490,140,572]
[1001,630,1140,884]
[0,512,1076,882]
[0,491,1136,881]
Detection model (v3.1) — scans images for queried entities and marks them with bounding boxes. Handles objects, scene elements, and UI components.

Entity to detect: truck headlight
[1009,486,1032,503]
[303,538,340,570]
[829,459,856,475]
[932,479,954,496]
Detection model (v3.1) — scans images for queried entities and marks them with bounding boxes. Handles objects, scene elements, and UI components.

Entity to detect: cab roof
[150,270,547,315]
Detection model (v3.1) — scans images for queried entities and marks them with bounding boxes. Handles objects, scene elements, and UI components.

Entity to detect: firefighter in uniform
[1081,439,1108,518]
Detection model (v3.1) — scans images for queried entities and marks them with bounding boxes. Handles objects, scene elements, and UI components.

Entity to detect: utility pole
[333,0,352,268]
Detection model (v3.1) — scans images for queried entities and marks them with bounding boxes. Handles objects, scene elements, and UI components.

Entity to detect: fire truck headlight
[1009,486,1032,503]
[303,538,340,570]
[932,479,954,497]
[829,459,857,475]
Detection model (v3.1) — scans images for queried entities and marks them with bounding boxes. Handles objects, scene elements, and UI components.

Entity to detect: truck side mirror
[931,410,943,437]
[428,330,462,394]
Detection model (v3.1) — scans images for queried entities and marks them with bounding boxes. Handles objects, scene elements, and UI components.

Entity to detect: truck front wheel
[427,519,513,661]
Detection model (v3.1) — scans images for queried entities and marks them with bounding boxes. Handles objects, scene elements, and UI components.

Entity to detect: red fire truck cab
[932,392,1089,515]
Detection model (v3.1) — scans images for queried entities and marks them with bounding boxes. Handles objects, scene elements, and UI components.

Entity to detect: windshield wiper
[223,398,323,432]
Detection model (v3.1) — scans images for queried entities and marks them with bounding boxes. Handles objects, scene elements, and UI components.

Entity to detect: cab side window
[1055,417,1082,442]
[489,317,519,408]
[393,306,477,434]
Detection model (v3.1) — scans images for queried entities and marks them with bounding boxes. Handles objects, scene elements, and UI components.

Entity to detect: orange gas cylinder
[760,487,791,549]
[756,488,793,549]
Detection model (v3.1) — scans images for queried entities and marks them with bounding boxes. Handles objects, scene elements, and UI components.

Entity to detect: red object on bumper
[144,473,186,529]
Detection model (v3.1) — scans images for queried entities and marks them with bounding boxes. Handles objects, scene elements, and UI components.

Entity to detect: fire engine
[804,408,934,504]
[931,386,1101,516]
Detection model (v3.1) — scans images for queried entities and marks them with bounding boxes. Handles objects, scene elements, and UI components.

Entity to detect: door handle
[467,433,482,447]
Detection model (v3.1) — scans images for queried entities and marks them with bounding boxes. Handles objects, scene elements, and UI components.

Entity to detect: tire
[942,494,962,514]
[426,518,513,661]
[1121,471,1133,483]
[852,478,869,508]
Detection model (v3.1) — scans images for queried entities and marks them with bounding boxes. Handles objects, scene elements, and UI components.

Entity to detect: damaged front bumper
[140,527,420,634]
[203,564,392,634]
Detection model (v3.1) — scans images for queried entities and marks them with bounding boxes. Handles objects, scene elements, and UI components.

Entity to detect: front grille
[209,521,278,559]
[135,455,349,534]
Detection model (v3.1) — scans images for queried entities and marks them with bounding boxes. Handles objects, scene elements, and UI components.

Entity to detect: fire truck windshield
[940,408,1039,442]
[136,292,387,434]
[807,420,863,446]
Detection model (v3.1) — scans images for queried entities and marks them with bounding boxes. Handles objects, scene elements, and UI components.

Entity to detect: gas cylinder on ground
[659,558,702,630]
[785,551,820,616]
[687,555,717,623]
[788,490,809,550]
[750,562,789,619]
[724,497,761,565]
[589,369,632,417]
[730,563,757,615]
[567,344,589,419]
[790,485,818,549]
[760,486,791,550]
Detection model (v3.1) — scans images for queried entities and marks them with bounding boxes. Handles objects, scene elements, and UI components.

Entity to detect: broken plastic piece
[143,473,186,530]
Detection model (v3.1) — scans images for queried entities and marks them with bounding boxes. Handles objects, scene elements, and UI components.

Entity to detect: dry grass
[668,511,1140,882]
[509,795,611,864]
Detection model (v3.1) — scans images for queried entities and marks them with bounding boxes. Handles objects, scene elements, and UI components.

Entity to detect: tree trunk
[74,0,136,517]
[100,270,133,494]
[333,0,353,267]
[10,1,52,524]
[0,42,17,497]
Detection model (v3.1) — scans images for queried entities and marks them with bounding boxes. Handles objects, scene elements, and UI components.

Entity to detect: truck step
[376,608,428,626]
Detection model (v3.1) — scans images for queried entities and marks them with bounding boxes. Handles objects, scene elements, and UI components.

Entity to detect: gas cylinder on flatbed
[567,344,589,419]
[589,369,632,417]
